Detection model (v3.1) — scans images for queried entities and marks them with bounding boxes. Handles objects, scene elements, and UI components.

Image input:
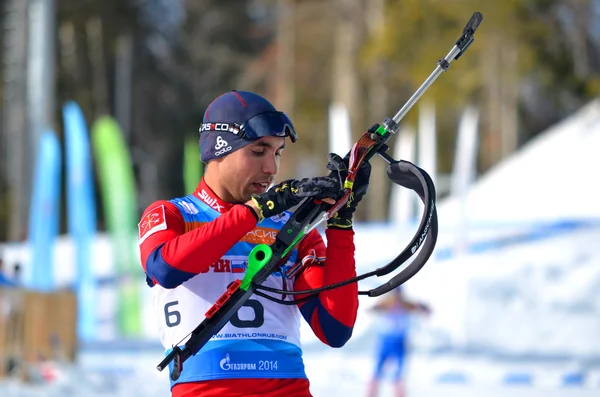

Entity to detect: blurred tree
[1,0,29,241]
[360,0,600,176]
[2,0,600,238]
[54,0,275,226]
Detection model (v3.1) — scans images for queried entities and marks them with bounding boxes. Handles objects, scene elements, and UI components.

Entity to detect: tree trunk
[86,17,109,118]
[568,0,590,80]
[500,43,518,157]
[3,0,29,241]
[115,33,133,142]
[274,0,295,118]
[364,0,390,221]
[331,0,373,220]
[58,22,78,92]
[482,32,502,172]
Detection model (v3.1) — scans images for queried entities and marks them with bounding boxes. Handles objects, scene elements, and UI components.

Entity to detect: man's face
[215,136,285,202]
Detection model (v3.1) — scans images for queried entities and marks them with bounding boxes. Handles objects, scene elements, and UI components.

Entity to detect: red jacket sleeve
[293,228,358,348]
[138,200,257,288]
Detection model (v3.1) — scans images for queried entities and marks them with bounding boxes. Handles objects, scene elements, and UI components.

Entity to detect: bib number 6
[163,289,265,329]
[164,301,181,327]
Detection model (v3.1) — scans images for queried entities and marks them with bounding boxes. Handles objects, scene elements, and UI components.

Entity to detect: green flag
[91,115,141,337]
[184,137,204,193]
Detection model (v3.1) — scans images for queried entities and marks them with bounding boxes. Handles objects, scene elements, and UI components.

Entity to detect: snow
[437,99,600,225]
[3,221,600,396]
[3,99,600,396]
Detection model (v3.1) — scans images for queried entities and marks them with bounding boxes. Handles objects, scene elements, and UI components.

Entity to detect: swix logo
[198,189,224,212]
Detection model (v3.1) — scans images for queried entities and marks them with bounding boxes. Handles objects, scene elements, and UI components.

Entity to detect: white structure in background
[327,102,352,156]
[389,125,416,225]
[418,100,437,187]
[389,100,436,226]
[405,98,600,356]
[438,98,600,224]
[450,105,480,255]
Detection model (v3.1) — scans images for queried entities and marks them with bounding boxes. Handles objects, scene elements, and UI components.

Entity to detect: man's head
[199,90,298,202]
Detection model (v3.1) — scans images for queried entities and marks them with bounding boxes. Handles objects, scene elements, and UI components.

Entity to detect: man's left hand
[326,153,372,230]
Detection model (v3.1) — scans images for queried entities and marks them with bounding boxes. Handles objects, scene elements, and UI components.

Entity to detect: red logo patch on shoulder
[138,205,167,244]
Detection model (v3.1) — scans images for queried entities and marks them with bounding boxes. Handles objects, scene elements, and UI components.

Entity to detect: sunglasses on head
[201,111,298,143]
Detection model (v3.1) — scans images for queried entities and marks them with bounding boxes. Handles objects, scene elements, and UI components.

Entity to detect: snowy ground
[2,346,600,397]
[2,221,600,396]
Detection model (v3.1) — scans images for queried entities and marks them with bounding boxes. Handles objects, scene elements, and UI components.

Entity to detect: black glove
[326,153,371,229]
[251,177,340,221]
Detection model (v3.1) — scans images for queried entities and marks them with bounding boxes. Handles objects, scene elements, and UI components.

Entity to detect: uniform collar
[194,178,235,213]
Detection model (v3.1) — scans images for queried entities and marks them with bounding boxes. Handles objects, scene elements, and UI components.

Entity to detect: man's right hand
[249,177,340,221]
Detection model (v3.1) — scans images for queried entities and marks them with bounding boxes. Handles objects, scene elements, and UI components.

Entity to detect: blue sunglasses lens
[243,112,298,143]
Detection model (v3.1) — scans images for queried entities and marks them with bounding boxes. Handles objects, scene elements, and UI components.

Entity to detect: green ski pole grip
[241,244,273,290]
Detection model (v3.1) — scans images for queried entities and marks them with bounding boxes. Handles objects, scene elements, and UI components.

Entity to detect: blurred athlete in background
[367,286,431,397]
